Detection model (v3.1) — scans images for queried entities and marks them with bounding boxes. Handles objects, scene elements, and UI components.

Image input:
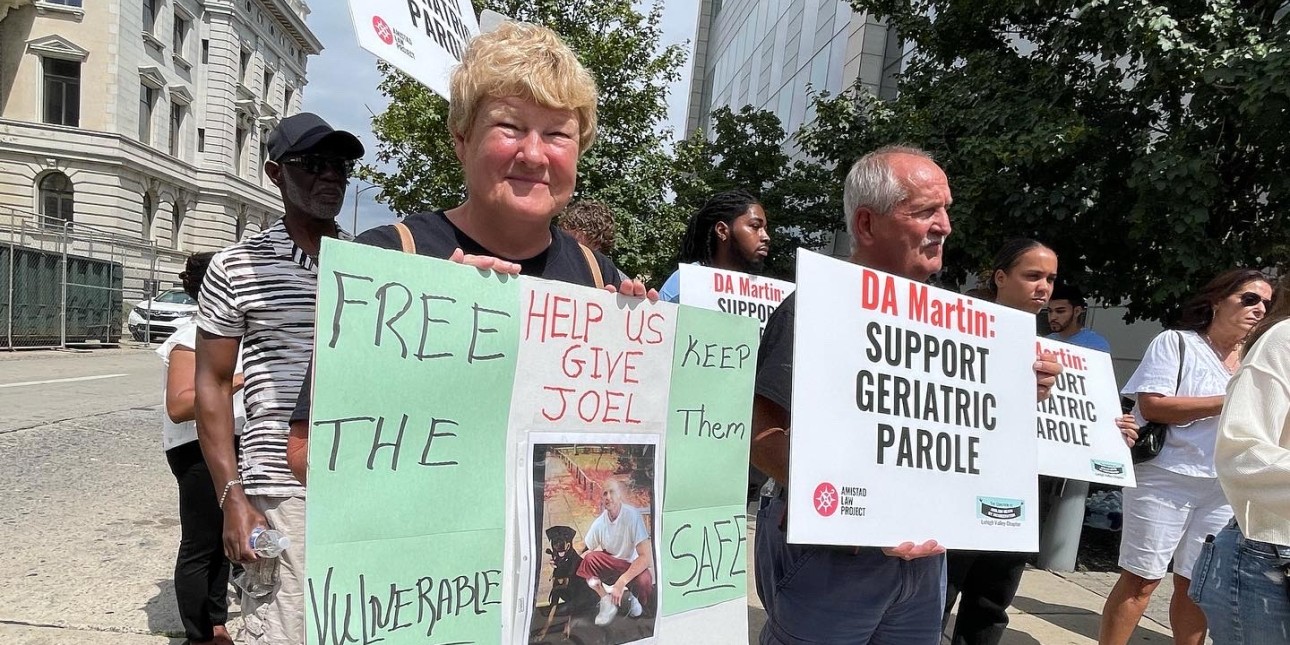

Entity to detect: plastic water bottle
[234,528,289,599]
[250,528,290,557]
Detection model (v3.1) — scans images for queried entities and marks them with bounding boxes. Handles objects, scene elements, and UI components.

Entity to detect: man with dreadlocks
[658,188,771,303]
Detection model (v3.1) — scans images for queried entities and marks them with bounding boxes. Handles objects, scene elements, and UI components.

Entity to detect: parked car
[128,289,197,342]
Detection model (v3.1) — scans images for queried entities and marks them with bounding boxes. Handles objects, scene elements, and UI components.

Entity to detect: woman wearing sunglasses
[1100,268,1273,645]
[1190,276,1290,643]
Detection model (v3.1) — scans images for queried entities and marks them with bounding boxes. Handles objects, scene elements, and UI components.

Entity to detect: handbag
[1130,332,1186,464]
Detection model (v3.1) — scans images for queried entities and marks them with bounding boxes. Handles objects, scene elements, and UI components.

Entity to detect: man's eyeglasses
[1239,292,1273,309]
[278,155,356,177]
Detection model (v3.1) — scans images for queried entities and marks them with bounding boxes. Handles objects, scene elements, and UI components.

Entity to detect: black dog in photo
[545,525,599,611]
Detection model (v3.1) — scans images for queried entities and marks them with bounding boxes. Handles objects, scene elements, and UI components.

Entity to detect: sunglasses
[278,155,356,177]
[1239,292,1273,309]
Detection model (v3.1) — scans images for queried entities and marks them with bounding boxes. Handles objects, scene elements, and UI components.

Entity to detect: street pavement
[0,348,1180,644]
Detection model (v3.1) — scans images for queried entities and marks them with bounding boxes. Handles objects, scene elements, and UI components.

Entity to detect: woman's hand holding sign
[1035,350,1062,401]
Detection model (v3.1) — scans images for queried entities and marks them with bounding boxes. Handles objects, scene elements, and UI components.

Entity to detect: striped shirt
[197,218,349,497]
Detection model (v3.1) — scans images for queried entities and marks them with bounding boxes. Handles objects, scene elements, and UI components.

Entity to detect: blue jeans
[755,497,946,644]
[1190,522,1290,644]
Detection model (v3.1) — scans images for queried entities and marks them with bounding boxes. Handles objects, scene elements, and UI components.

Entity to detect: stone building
[0,0,320,250]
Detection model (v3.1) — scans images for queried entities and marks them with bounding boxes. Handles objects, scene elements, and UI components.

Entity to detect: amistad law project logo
[1091,459,1126,478]
[977,496,1025,523]
[372,16,395,45]
[813,482,838,517]
[371,15,416,59]
[814,482,868,518]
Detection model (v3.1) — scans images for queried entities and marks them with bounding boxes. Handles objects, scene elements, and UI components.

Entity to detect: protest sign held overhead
[1035,337,1137,486]
[347,0,479,99]
[307,239,758,644]
[787,250,1040,552]
[678,263,794,332]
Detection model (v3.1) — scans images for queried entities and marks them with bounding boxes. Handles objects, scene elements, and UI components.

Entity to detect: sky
[301,2,700,234]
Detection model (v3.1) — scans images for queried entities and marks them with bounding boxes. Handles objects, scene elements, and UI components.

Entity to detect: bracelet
[218,479,242,509]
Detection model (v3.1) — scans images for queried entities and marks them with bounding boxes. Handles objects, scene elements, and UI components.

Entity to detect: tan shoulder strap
[393,222,416,254]
[578,243,604,289]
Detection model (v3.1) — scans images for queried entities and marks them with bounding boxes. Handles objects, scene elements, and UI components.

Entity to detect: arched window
[38,172,74,228]
[142,192,154,240]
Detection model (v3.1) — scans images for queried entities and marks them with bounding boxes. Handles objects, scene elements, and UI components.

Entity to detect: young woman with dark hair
[945,240,1138,645]
[161,251,243,645]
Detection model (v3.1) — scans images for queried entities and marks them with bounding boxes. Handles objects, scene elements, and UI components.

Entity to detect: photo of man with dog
[528,441,658,644]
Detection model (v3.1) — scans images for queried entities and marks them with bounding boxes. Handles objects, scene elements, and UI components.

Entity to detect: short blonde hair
[448,22,599,153]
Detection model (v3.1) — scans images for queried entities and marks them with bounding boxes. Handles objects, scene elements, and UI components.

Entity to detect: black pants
[942,550,1028,645]
[166,440,231,642]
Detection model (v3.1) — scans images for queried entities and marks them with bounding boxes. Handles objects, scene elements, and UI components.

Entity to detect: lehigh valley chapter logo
[1091,459,1126,477]
[977,496,1025,521]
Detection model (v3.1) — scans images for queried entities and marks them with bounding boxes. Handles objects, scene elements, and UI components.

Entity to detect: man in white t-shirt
[577,478,654,626]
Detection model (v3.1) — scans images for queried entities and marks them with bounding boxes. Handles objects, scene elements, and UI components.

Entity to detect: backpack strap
[1172,331,1186,394]
[393,222,416,254]
[578,243,604,289]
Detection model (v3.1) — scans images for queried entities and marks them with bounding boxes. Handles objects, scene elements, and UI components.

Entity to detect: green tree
[365,0,688,282]
[803,0,1290,322]
[672,106,841,279]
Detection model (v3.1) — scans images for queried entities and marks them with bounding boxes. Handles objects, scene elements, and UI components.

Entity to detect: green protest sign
[306,239,760,643]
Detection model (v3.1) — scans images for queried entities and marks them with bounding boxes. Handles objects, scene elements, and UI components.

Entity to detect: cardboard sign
[787,250,1040,552]
[1035,337,1137,486]
[677,264,794,331]
[307,239,758,644]
[348,0,479,99]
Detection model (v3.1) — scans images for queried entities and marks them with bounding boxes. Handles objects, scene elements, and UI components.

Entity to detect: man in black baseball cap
[194,111,364,645]
[263,112,365,231]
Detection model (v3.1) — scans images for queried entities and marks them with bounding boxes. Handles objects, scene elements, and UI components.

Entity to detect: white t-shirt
[158,322,244,451]
[584,504,650,562]
[1123,329,1233,478]
[1216,319,1290,546]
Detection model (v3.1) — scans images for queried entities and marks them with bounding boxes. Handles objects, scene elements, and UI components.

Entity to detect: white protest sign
[787,250,1040,551]
[348,0,479,99]
[677,264,794,331]
[1035,337,1137,487]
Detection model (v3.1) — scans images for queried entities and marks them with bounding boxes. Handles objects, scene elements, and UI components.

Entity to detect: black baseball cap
[265,112,364,162]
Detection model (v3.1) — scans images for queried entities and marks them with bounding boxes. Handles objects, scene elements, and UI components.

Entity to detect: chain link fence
[1,207,189,350]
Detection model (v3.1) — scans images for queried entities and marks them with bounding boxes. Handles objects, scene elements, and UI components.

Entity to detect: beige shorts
[241,495,306,645]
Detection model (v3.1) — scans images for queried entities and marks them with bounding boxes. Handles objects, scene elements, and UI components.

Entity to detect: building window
[142,0,157,33]
[235,126,247,175]
[201,39,209,64]
[138,84,156,144]
[259,128,270,182]
[236,210,247,240]
[142,193,154,240]
[171,201,184,249]
[42,58,80,127]
[239,50,251,83]
[173,16,190,58]
[38,173,74,228]
[262,68,274,97]
[169,103,185,157]
[283,86,294,112]
[197,128,205,153]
